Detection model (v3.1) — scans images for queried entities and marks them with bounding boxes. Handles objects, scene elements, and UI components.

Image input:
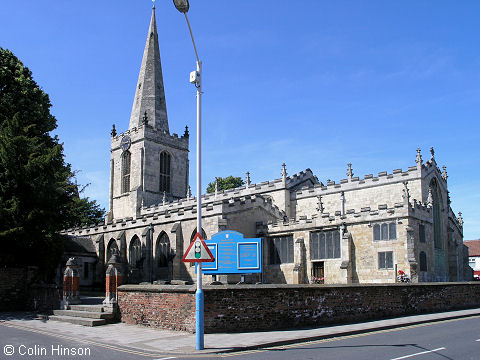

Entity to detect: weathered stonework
[64,7,468,287]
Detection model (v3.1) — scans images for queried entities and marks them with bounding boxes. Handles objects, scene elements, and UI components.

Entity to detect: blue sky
[1,1,478,239]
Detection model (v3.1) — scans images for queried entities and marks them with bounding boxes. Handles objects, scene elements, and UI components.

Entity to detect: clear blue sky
[1,1,478,239]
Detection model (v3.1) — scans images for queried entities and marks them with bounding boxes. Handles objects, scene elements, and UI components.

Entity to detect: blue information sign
[199,231,262,275]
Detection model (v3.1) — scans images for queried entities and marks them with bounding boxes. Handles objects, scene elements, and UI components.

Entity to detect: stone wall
[117,282,480,333]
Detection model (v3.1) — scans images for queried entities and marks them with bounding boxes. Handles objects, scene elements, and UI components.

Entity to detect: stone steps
[49,299,116,327]
[49,315,107,327]
[53,310,114,320]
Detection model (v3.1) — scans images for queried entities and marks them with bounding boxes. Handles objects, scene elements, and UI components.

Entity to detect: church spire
[129,6,169,131]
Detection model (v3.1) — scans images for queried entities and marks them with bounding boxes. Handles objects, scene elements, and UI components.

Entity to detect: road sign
[200,231,262,274]
[182,232,215,263]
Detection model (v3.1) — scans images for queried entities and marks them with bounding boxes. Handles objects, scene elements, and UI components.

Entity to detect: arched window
[129,236,143,268]
[121,151,131,194]
[106,239,119,263]
[419,251,427,272]
[431,180,443,249]
[190,228,207,242]
[159,151,171,193]
[156,232,170,268]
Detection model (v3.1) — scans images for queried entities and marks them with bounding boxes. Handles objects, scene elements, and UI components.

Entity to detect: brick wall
[117,285,195,332]
[0,267,61,312]
[117,282,480,333]
[0,268,33,311]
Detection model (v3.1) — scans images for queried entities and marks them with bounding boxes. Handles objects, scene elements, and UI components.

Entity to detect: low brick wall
[0,267,35,311]
[26,284,62,313]
[117,285,196,332]
[117,282,480,333]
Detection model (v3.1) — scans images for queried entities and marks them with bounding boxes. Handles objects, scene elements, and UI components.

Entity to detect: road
[1,316,479,360]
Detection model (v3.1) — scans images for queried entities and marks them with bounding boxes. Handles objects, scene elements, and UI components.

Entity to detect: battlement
[266,201,409,234]
[294,165,420,201]
[111,124,189,151]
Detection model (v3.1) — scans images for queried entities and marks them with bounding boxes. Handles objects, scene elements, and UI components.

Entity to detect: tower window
[121,151,131,194]
[160,151,171,193]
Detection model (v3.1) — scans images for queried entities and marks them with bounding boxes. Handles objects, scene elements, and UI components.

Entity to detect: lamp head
[173,0,189,13]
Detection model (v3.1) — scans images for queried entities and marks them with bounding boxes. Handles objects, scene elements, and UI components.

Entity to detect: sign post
[181,232,214,350]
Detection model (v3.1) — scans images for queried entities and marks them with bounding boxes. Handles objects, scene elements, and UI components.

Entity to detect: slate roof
[464,240,480,257]
[64,235,96,255]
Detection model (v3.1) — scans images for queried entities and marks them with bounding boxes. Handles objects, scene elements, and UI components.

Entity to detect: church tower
[107,6,189,221]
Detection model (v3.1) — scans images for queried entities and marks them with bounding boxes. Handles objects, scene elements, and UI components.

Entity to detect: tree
[0,48,104,272]
[206,176,245,193]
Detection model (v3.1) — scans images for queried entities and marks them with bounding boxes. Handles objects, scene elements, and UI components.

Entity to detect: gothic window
[419,251,427,272]
[269,235,294,265]
[378,251,393,269]
[156,232,170,268]
[419,224,426,243]
[160,151,171,193]
[310,230,341,260]
[431,180,443,249]
[121,151,131,194]
[106,239,119,263]
[129,236,143,268]
[373,223,396,241]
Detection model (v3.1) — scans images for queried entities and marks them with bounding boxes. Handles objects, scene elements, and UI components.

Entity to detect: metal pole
[195,59,204,351]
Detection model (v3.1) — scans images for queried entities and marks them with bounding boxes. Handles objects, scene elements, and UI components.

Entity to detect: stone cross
[111,124,117,137]
[346,163,353,181]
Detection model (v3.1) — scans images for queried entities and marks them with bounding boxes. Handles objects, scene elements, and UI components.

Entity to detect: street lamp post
[173,0,205,351]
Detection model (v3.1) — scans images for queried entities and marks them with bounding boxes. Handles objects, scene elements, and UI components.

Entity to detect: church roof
[129,6,169,132]
[64,235,96,256]
[465,240,480,257]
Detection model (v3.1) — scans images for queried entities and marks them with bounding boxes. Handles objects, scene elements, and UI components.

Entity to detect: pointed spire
[129,7,169,131]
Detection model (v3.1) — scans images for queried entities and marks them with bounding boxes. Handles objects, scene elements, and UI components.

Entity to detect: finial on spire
[316,195,324,213]
[346,163,353,180]
[152,0,155,9]
[416,148,423,167]
[246,171,251,186]
[458,212,463,226]
[427,187,433,207]
[187,185,191,200]
[402,181,410,205]
[430,147,435,160]
[111,124,117,137]
[162,191,166,206]
[442,165,448,182]
[214,178,219,197]
[281,163,287,184]
[184,125,189,137]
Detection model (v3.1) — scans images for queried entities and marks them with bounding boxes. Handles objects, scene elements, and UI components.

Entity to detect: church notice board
[196,230,262,275]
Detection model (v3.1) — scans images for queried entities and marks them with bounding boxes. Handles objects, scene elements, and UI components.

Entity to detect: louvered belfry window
[160,151,171,193]
[121,151,131,194]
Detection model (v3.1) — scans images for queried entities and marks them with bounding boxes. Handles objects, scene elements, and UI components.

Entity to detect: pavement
[1,308,479,356]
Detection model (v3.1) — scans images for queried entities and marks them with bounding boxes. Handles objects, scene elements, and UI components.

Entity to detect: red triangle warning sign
[182,233,215,263]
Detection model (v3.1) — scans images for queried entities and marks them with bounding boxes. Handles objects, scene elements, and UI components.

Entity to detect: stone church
[64,6,470,287]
